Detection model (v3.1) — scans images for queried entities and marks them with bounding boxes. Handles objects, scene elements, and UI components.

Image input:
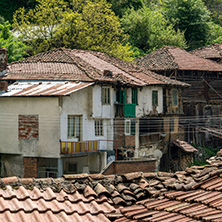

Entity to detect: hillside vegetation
[1,0,222,61]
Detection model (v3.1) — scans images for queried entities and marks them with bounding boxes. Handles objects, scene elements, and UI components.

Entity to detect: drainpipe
[135,118,139,158]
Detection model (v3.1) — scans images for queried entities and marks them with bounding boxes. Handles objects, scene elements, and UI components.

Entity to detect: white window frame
[67,115,82,140]
[125,119,131,135]
[95,120,103,136]
[102,86,111,105]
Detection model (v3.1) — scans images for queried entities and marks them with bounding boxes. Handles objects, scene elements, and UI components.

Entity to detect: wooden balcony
[60,140,99,155]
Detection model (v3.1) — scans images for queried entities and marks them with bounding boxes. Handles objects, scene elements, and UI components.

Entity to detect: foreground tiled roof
[191,43,222,59]
[134,46,222,71]
[0,81,93,97]
[2,48,188,87]
[2,152,222,221]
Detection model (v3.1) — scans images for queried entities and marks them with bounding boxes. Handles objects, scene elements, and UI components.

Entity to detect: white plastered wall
[60,85,114,151]
[137,86,163,117]
[0,97,60,158]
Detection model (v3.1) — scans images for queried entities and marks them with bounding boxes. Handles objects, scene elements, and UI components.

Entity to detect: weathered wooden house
[135,46,222,150]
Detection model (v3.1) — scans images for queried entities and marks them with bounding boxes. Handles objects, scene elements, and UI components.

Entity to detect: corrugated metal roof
[0,81,94,97]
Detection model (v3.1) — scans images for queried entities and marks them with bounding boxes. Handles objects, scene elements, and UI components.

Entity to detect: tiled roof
[0,177,114,222]
[2,152,222,221]
[173,139,197,153]
[191,43,222,59]
[134,46,222,71]
[2,48,188,87]
[0,81,93,97]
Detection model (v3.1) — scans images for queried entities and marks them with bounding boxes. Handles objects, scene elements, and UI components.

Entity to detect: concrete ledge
[101,158,157,175]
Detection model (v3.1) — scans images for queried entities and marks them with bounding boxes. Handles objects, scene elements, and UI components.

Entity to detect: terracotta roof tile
[191,43,222,59]
[134,46,222,71]
[3,151,222,221]
[3,48,188,87]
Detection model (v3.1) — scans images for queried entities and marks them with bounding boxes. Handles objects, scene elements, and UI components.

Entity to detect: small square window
[68,163,77,172]
[152,90,158,106]
[95,120,103,136]
[102,87,110,105]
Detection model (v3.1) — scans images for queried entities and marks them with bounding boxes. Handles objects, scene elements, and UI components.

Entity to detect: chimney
[103,70,113,77]
[0,48,8,73]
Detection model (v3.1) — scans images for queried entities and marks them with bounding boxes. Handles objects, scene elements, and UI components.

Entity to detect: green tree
[121,6,187,56]
[13,0,134,61]
[107,0,143,17]
[0,22,28,63]
[0,0,36,23]
[203,0,222,25]
[162,0,211,50]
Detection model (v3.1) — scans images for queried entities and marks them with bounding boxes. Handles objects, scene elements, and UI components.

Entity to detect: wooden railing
[60,140,100,154]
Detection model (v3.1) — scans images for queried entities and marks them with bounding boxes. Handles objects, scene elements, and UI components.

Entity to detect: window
[170,118,174,132]
[67,115,81,140]
[172,89,178,106]
[125,119,136,135]
[102,87,110,105]
[152,90,158,106]
[95,120,103,136]
[68,163,77,173]
[125,120,131,135]
[132,88,137,104]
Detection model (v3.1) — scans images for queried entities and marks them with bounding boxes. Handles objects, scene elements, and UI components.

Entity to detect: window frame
[67,115,82,140]
[170,118,174,132]
[95,120,103,136]
[125,119,136,135]
[172,89,178,106]
[152,90,158,106]
[102,86,111,105]
[125,119,131,135]
[132,88,138,104]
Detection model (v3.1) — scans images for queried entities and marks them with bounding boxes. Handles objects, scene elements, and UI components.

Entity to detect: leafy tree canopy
[0,22,28,63]
[0,0,36,23]
[13,0,134,61]
[162,0,211,50]
[107,0,143,17]
[203,0,222,25]
[121,6,187,56]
